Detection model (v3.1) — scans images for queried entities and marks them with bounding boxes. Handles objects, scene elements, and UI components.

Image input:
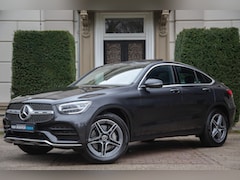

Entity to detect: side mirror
[142,78,163,88]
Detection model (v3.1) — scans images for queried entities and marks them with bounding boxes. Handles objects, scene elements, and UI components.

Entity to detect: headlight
[57,101,91,114]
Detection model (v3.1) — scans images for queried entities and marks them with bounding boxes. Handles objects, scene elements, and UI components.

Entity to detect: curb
[233,119,240,128]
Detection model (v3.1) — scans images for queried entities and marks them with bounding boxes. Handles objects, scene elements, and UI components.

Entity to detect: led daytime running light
[58,101,91,114]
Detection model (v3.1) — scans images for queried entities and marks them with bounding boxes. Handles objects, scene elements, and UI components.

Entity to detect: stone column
[79,10,94,76]
[154,10,170,60]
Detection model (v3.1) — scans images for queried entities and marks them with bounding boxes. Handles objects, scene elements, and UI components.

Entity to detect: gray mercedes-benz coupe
[3,60,236,163]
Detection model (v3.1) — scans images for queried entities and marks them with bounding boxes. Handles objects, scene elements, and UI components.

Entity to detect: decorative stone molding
[80,10,90,37]
[159,10,170,37]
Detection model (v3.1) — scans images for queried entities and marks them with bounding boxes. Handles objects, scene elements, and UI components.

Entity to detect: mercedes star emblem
[19,105,33,121]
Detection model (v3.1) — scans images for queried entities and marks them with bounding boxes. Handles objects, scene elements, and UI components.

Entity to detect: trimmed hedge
[12,30,76,97]
[175,27,240,122]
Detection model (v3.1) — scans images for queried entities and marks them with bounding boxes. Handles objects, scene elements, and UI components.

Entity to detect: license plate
[11,124,35,132]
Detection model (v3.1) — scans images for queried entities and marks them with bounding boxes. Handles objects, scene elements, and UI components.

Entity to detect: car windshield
[73,63,146,86]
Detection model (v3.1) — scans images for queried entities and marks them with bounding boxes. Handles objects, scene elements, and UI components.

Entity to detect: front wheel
[83,113,129,163]
[200,109,228,147]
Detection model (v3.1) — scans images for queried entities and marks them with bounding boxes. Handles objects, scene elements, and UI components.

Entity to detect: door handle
[170,89,180,94]
[202,87,210,92]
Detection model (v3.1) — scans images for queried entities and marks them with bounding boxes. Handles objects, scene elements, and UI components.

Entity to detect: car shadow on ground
[117,137,203,163]
[127,137,201,155]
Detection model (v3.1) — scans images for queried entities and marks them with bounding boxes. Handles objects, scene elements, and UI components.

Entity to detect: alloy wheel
[87,119,124,158]
[209,113,227,143]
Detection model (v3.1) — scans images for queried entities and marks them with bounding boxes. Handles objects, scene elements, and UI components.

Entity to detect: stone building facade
[0,10,240,104]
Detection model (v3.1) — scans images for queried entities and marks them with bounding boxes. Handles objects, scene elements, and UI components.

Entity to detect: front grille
[6,103,54,123]
[7,114,54,123]
[8,103,52,110]
[48,123,79,141]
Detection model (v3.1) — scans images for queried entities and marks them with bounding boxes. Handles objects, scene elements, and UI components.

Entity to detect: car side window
[175,66,197,84]
[146,65,174,85]
[195,71,212,83]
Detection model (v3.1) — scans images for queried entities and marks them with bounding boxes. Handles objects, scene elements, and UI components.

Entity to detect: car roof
[109,59,192,68]
[106,59,208,75]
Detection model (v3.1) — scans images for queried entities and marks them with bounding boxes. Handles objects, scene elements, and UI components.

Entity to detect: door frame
[94,12,154,67]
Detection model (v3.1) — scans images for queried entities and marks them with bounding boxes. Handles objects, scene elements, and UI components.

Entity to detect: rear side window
[175,66,213,84]
[195,71,212,83]
[175,66,197,84]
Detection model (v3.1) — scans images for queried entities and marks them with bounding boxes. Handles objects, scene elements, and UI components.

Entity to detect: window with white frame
[95,12,154,67]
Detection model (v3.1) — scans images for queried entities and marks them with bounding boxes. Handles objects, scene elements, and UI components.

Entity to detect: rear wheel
[200,109,228,147]
[18,144,53,155]
[83,113,129,163]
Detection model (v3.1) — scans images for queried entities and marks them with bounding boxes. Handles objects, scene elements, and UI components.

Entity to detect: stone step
[0,110,5,116]
[0,103,7,115]
[0,103,7,130]
[0,116,3,130]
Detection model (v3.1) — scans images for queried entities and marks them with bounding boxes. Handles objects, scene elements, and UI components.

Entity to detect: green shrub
[175,27,240,123]
[12,30,76,97]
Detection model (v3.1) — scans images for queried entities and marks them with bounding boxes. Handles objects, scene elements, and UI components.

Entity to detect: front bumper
[4,136,82,148]
[3,123,84,148]
[2,99,99,149]
[3,110,92,148]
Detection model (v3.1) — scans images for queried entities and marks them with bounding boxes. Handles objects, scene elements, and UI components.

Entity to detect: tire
[83,113,129,164]
[200,109,228,147]
[18,144,53,155]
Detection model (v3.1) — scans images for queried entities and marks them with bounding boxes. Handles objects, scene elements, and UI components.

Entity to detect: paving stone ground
[0,132,240,170]
[1,114,240,170]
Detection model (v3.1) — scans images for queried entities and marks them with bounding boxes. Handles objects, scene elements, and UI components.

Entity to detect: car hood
[11,86,116,103]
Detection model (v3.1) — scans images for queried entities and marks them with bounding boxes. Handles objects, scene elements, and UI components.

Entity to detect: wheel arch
[200,104,230,147]
[83,107,131,163]
[208,105,230,128]
[96,106,132,139]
